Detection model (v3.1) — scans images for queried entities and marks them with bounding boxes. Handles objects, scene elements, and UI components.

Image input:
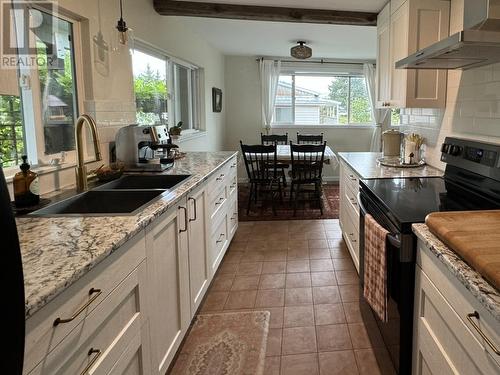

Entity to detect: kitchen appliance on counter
[358,137,500,374]
[382,129,402,157]
[0,166,25,374]
[115,124,179,172]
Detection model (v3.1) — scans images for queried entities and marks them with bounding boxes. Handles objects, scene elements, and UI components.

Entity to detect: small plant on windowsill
[169,122,183,139]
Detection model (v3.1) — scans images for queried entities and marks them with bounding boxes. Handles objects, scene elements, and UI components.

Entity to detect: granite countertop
[18,151,237,319]
[413,224,500,322]
[338,152,443,179]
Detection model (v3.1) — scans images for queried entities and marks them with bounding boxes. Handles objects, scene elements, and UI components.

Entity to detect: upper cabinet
[376,0,450,109]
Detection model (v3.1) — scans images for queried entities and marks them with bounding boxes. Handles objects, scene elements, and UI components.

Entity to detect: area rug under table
[238,183,340,221]
[170,311,270,375]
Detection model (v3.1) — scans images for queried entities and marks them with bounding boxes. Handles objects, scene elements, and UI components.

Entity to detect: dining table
[276,144,338,166]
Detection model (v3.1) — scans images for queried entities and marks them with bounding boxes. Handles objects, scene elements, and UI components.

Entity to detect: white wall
[224,55,375,180]
[399,0,500,169]
[6,0,226,195]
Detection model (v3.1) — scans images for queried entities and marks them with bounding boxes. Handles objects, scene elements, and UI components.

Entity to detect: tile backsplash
[398,64,500,169]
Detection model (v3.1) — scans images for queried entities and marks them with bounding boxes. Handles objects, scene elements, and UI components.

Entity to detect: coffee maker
[115,124,179,171]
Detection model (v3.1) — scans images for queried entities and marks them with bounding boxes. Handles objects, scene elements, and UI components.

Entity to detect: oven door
[358,187,416,375]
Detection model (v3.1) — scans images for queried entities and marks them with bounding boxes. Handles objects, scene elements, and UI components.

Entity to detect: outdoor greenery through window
[0,7,79,168]
[273,74,373,126]
[132,48,200,131]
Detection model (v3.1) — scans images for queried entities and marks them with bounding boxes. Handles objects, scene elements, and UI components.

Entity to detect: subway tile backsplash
[398,63,500,168]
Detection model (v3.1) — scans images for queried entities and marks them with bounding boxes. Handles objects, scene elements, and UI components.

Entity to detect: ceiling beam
[153,1,378,26]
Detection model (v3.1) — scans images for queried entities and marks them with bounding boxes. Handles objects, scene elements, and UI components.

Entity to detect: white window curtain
[259,59,281,133]
[363,63,390,152]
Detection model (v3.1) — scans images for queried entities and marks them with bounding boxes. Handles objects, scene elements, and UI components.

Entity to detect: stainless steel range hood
[396,0,500,70]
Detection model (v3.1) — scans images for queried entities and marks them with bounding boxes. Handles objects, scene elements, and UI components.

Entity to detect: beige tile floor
[178,219,397,375]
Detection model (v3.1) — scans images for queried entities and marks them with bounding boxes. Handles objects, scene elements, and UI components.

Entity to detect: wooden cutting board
[425,210,500,291]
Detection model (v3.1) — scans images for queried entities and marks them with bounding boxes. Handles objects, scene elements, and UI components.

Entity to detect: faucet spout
[75,114,102,192]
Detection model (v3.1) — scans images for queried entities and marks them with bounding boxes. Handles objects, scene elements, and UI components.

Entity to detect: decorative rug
[170,311,270,375]
[238,183,340,221]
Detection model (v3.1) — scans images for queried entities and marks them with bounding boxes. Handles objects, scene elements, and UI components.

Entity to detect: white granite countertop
[18,151,237,319]
[338,152,443,179]
[413,224,500,322]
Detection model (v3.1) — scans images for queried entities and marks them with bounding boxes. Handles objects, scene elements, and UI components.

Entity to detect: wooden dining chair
[296,132,324,145]
[289,141,327,216]
[261,133,289,187]
[240,141,283,215]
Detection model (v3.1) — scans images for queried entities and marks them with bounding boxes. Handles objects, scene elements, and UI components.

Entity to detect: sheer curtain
[363,63,390,152]
[259,59,281,134]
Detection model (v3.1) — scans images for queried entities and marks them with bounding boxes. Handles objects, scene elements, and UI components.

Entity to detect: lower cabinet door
[187,184,210,317]
[146,202,190,375]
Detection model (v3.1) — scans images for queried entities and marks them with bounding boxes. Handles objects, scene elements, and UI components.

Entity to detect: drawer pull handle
[216,173,225,181]
[80,348,102,375]
[216,233,225,243]
[179,206,188,233]
[188,197,197,222]
[230,164,236,168]
[466,311,500,355]
[215,197,225,206]
[53,288,102,326]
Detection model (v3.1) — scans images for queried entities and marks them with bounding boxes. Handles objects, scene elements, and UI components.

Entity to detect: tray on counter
[377,157,426,168]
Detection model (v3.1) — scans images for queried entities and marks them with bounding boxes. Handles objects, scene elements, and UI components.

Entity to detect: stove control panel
[441,137,500,180]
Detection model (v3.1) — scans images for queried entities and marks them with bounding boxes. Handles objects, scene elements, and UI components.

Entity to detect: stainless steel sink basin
[95,174,191,190]
[30,190,165,217]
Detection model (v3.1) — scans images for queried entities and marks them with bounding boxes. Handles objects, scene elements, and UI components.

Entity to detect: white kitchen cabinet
[187,183,210,317]
[146,203,190,375]
[413,240,500,375]
[376,2,391,108]
[339,160,360,272]
[23,156,239,375]
[376,0,450,109]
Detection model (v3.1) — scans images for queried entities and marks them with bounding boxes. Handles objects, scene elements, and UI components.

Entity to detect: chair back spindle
[290,141,326,182]
[240,142,278,182]
[261,133,288,146]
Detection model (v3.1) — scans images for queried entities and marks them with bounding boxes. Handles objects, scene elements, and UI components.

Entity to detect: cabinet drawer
[415,265,500,374]
[228,197,238,240]
[341,161,359,196]
[209,183,227,224]
[227,171,238,200]
[27,261,148,375]
[210,214,229,271]
[207,157,236,197]
[342,211,360,273]
[344,186,360,217]
[24,233,146,373]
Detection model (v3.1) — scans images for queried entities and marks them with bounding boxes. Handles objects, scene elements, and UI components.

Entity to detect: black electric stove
[357,137,500,375]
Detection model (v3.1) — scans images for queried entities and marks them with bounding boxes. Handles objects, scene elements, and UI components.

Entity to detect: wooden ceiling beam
[153,0,378,26]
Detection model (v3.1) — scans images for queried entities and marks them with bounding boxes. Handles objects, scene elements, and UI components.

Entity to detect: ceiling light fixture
[291,41,312,60]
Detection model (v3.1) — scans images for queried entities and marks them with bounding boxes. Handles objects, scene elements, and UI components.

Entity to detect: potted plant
[169,122,183,139]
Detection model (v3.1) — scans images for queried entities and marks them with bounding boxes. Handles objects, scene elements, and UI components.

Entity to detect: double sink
[30,175,191,217]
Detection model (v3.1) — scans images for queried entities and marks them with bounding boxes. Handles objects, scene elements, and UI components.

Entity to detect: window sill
[172,130,207,143]
[271,124,378,130]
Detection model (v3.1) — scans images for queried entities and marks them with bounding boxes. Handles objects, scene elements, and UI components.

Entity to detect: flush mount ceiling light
[291,41,312,60]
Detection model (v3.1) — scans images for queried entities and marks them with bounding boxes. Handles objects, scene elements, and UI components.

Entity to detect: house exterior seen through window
[272,74,373,126]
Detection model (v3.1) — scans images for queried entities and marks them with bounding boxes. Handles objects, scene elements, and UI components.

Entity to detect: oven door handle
[387,234,401,248]
[358,193,401,248]
[357,192,367,215]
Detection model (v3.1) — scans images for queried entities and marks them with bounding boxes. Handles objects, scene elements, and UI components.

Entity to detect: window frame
[12,4,86,169]
[271,71,375,128]
[132,41,203,132]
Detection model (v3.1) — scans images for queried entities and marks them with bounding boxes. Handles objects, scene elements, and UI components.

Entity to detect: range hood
[396,0,500,70]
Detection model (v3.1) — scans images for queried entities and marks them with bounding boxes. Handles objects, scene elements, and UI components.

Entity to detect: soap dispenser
[13,156,39,207]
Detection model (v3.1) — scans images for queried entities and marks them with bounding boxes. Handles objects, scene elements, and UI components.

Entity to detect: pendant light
[291,41,312,60]
[114,0,133,52]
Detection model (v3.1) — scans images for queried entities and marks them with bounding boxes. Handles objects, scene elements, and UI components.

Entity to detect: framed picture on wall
[212,87,222,112]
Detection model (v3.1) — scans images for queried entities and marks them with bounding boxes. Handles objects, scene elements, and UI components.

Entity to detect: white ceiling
[179,17,377,60]
[176,0,388,13]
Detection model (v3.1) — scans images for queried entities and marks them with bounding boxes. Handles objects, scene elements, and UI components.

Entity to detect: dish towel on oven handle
[363,213,389,323]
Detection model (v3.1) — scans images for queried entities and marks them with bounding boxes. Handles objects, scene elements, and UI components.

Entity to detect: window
[0,6,82,168]
[272,73,373,126]
[132,46,201,131]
